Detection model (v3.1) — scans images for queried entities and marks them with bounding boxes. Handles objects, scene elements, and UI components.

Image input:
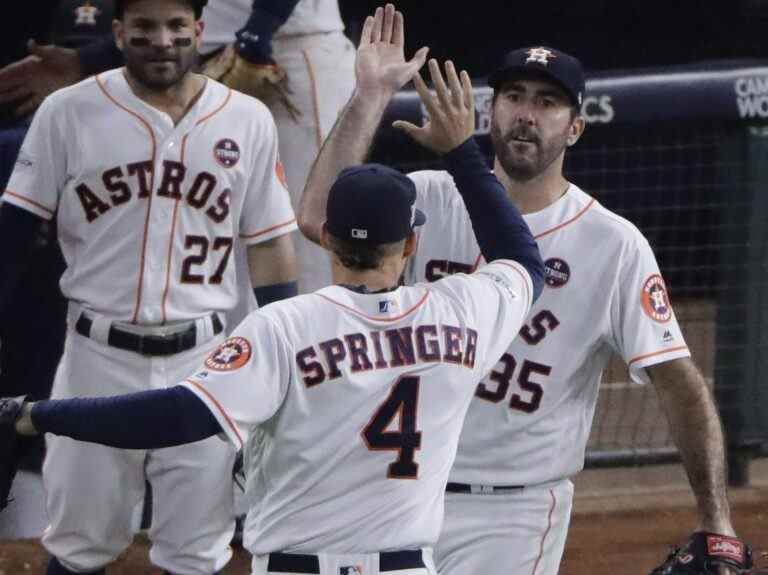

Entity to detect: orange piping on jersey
[3,190,56,217]
[96,73,158,324]
[317,290,431,322]
[534,198,596,240]
[160,199,181,324]
[470,198,597,272]
[531,489,557,575]
[240,218,297,240]
[627,345,689,368]
[178,86,232,178]
[185,379,244,450]
[194,87,232,128]
[301,49,323,149]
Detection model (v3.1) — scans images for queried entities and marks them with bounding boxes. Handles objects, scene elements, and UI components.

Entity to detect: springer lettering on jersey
[297,324,478,386]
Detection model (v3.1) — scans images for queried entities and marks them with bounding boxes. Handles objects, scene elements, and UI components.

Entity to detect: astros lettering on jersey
[404,171,690,486]
[4,69,297,324]
[182,260,533,554]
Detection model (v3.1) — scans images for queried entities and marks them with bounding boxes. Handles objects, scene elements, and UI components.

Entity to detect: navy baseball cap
[488,46,585,107]
[115,0,207,19]
[325,164,426,245]
[53,0,115,48]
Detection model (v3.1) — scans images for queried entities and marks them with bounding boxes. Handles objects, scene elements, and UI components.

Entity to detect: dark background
[2,1,767,72]
[339,1,767,76]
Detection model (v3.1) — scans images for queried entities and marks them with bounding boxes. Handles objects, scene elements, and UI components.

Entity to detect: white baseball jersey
[200,0,345,55]
[3,69,297,324]
[404,171,691,486]
[182,260,533,554]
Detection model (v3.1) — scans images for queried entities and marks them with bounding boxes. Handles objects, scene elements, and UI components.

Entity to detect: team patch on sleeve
[205,337,252,371]
[640,274,672,323]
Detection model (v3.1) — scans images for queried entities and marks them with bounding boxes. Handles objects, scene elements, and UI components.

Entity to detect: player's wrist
[15,403,39,436]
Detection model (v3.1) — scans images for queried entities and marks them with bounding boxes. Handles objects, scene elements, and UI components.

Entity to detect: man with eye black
[0,0,298,573]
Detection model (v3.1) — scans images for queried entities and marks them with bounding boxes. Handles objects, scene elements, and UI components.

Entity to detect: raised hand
[0,40,82,118]
[355,4,429,102]
[393,58,475,154]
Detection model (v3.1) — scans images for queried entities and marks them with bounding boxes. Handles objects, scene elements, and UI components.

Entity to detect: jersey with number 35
[182,260,532,553]
[404,171,691,486]
[3,69,296,324]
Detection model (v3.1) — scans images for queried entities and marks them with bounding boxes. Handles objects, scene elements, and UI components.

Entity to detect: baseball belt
[267,550,426,573]
[75,312,223,356]
[445,482,525,494]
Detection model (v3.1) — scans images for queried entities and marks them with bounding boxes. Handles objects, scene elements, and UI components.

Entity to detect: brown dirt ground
[2,471,766,575]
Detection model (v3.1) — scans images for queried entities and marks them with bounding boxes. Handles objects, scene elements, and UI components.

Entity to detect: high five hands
[394,58,476,154]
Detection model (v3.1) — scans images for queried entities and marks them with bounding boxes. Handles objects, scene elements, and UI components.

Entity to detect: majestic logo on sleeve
[543,257,570,288]
[641,274,672,323]
[205,337,252,371]
[213,139,241,168]
[340,566,363,575]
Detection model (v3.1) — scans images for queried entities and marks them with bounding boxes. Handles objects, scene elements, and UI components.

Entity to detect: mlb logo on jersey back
[340,566,363,575]
[213,138,241,168]
[379,299,398,313]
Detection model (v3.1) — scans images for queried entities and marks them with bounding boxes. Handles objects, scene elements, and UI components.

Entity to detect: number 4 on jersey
[362,375,422,479]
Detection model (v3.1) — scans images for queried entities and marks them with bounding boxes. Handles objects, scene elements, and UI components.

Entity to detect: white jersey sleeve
[238,107,297,245]
[3,94,68,220]
[611,230,690,384]
[181,311,293,450]
[428,259,533,378]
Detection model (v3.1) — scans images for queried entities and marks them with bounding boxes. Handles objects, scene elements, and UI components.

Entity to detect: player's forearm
[23,387,222,449]
[647,358,734,534]
[298,92,391,245]
[235,0,303,62]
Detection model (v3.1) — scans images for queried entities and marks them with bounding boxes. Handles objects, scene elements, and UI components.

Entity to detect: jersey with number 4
[404,172,691,486]
[3,69,296,324]
[182,260,532,553]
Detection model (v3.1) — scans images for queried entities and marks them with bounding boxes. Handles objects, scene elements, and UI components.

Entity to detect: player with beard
[0,0,298,573]
[300,17,742,575]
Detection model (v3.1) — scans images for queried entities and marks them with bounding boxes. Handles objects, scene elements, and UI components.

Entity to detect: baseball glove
[201,44,301,121]
[650,532,753,575]
[0,395,27,511]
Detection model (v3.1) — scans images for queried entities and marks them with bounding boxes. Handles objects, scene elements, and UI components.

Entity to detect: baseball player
[0,0,297,573]
[199,0,356,322]
[297,8,743,575]
[5,39,545,575]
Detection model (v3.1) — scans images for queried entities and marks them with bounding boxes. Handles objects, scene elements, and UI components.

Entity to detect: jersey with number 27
[4,69,296,324]
[404,172,691,486]
[182,260,532,554]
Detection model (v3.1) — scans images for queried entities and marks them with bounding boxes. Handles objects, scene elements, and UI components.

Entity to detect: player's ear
[403,232,417,258]
[319,223,331,250]
[566,113,585,147]
[113,19,125,51]
[194,19,205,49]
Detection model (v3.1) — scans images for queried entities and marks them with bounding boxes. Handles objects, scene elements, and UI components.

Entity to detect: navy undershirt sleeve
[443,138,545,301]
[0,203,45,318]
[30,386,223,449]
[235,0,303,63]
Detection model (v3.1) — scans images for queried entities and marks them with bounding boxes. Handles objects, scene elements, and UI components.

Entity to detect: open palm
[355,4,428,100]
